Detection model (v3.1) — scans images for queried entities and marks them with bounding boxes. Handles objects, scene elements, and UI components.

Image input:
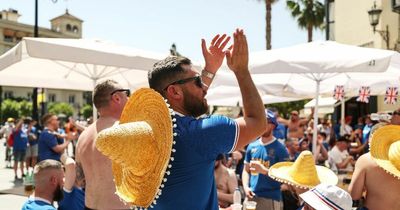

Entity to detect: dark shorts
[13,150,26,162]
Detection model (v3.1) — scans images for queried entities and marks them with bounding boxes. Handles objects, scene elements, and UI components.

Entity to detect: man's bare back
[349,153,400,210]
[76,117,129,209]
[214,165,237,208]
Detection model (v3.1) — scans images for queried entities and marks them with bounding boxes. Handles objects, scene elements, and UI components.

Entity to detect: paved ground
[0,138,28,209]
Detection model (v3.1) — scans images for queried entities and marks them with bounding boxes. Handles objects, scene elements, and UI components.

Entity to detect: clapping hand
[225,29,249,73]
[201,34,231,73]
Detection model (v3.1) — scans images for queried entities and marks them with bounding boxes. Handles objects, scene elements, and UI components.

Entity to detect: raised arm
[226,29,266,150]
[60,154,76,191]
[201,34,231,88]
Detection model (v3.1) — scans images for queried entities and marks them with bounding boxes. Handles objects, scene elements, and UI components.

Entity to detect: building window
[48,94,56,102]
[66,24,72,31]
[4,35,13,42]
[73,25,79,33]
[4,91,13,99]
[68,95,75,104]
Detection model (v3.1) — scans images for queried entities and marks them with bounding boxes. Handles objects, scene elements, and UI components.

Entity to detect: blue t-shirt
[152,114,238,210]
[273,123,287,140]
[362,124,373,144]
[244,138,289,201]
[13,129,28,151]
[58,187,85,210]
[38,129,60,161]
[22,198,56,210]
[28,126,39,146]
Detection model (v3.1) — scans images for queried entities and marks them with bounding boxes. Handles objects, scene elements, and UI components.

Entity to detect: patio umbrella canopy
[0,37,167,118]
[211,41,400,153]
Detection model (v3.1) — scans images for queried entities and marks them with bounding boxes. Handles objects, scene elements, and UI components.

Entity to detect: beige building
[331,0,399,113]
[0,8,87,116]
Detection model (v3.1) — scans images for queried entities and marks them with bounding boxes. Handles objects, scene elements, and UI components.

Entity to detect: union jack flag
[385,87,398,104]
[333,85,345,101]
[357,86,371,103]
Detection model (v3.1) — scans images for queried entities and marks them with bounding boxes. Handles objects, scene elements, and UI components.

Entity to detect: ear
[165,85,183,101]
[110,93,122,103]
[50,175,58,186]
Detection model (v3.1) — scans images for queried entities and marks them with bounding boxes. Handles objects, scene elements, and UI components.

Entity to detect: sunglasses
[291,113,298,116]
[110,89,131,97]
[163,75,203,91]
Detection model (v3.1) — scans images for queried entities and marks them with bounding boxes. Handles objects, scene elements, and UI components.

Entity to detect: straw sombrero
[268,151,338,189]
[95,88,175,208]
[370,125,400,179]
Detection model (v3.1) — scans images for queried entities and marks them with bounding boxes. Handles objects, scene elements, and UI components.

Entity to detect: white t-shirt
[328,146,353,172]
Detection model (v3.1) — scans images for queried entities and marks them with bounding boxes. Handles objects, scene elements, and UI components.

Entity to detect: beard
[182,88,208,117]
[53,184,64,202]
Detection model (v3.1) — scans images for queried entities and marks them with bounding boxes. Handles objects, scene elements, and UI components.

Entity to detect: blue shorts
[13,150,26,162]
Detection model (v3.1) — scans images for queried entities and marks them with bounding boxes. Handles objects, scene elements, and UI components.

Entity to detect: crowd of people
[0,28,398,210]
[213,107,400,210]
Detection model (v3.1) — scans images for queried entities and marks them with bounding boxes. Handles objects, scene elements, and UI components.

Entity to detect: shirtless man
[348,123,400,210]
[278,110,312,139]
[75,80,129,209]
[214,154,238,208]
[348,153,400,210]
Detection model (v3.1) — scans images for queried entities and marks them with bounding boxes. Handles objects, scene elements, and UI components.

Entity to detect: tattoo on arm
[76,162,86,188]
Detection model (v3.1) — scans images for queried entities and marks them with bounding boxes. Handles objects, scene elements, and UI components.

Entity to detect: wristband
[202,69,215,80]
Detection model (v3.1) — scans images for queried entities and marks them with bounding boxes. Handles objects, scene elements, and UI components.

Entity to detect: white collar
[29,196,52,205]
[174,111,185,117]
[259,137,277,146]
[173,111,207,119]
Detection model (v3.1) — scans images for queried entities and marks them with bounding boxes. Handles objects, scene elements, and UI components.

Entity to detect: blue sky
[2,0,324,62]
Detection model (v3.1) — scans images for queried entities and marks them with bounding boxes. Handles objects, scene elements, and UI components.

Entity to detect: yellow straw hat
[95,88,174,208]
[268,151,338,189]
[370,125,400,179]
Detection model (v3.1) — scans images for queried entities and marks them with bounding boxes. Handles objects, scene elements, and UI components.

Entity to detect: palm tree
[266,0,279,50]
[263,0,278,50]
[286,0,325,42]
[254,0,278,50]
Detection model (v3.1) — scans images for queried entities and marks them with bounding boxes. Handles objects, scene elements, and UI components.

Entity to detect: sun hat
[7,117,14,122]
[95,88,175,208]
[268,151,338,189]
[299,184,352,210]
[265,109,278,127]
[370,125,400,179]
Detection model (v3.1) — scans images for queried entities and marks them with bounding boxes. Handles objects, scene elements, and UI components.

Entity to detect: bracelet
[202,69,215,80]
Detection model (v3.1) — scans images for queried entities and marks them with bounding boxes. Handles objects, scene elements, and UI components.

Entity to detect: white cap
[299,184,352,210]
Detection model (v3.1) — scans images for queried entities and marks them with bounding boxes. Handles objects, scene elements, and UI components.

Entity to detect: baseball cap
[299,184,352,210]
[265,109,278,127]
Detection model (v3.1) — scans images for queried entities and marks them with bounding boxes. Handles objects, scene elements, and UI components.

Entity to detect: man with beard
[242,109,289,210]
[214,154,238,208]
[22,159,64,210]
[75,80,130,209]
[147,29,266,209]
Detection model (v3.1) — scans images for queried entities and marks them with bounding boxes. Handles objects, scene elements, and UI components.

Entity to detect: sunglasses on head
[163,75,203,91]
[110,89,131,97]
